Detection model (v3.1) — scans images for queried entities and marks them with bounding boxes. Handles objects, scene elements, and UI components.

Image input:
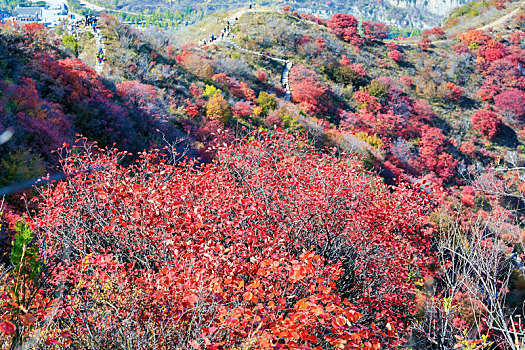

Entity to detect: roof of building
[15,6,42,18]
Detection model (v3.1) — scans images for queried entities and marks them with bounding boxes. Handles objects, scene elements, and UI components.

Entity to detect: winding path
[204,8,294,102]
[70,21,105,74]
[94,28,105,74]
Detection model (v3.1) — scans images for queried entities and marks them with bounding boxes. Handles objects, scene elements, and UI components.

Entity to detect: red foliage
[116,81,157,108]
[340,54,351,66]
[354,90,381,113]
[361,21,389,42]
[327,13,363,47]
[212,73,229,89]
[457,29,490,46]
[400,76,414,87]
[471,109,502,139]
[445,82,465,102]
[232,101,252,117]
[350,63,367,77]
[189,83,203,98]
[422,27,446,39]
[459,141,477,157]
[385,43,399,51]
[461,185,476,207]
[418,37,431,51]
[299,13,326,26]
[389,50,402,63]
[256,70,268,83]
[29,132,435,347]
[411,100,435,123]
[419,126,458,181]
[289,65,336,117]
[297,35,310,45]
[185,99,200,118]
[494,88,525,119]
[315,37,325,49]
[477,82,500,101]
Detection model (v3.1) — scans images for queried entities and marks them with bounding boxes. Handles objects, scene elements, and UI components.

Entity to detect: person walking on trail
[97,48,104,65]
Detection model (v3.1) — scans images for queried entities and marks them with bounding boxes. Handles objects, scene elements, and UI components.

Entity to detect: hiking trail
[204,7,294,102]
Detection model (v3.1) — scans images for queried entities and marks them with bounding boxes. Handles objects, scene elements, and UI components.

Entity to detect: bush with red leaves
[471,109,502,139]
[494,88,525,119]
[23,132,435,348]
[289,65,336,117]
[327,13,363,47]
[361,21,389,43]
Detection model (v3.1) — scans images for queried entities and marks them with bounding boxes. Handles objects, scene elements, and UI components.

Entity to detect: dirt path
[94,28,105,74]
[479,4,522,30]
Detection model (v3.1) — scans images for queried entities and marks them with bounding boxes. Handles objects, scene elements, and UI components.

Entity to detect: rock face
[386,0,468,16]
[383,0,470,26]
[289,0,474,28]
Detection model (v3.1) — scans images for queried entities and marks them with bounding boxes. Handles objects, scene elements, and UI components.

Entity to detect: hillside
[70,0,474,28]
[0,0,524,348]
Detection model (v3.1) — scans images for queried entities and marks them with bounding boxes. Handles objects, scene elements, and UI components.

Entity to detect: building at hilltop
[15,6,42,22]
[41,3,68,27]
[13,4,69,27]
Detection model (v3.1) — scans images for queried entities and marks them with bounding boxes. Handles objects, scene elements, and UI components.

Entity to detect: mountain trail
[204,7,293,101]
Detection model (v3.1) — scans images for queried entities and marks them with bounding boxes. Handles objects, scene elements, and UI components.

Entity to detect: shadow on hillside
[496,124,518,148]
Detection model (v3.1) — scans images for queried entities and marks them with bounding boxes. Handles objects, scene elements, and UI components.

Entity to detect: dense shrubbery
[0,132,435,348]
[1,4,525,348]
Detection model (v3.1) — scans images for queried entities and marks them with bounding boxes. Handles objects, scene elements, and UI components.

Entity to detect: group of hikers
[199,18,237,46]
[85,14,99,33]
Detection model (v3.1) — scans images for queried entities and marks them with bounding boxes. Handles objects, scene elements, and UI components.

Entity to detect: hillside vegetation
[0,0,524,348]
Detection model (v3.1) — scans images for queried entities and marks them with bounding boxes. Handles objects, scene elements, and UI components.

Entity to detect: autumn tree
[361,21,389,43]
[327,13,363,47]
[289,65,336,117]
[205,92,230,124]
[471,109,502,139]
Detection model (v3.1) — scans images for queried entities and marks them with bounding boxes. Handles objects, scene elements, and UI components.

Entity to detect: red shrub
[189,83,202,98]
[419,126,458,181]
[389,50,402,62]
[327,13,363,47]
[29,132,434,348]
[361,21,389,42]
[418,37,431,51]
[340,54,351,66]
[494,88,525,119]
[400,76,414,87]
[289,65,336,117]
[471,109,502,139]
[232,101,253,117]
[256,70,268,83]
[445,82,465,102]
